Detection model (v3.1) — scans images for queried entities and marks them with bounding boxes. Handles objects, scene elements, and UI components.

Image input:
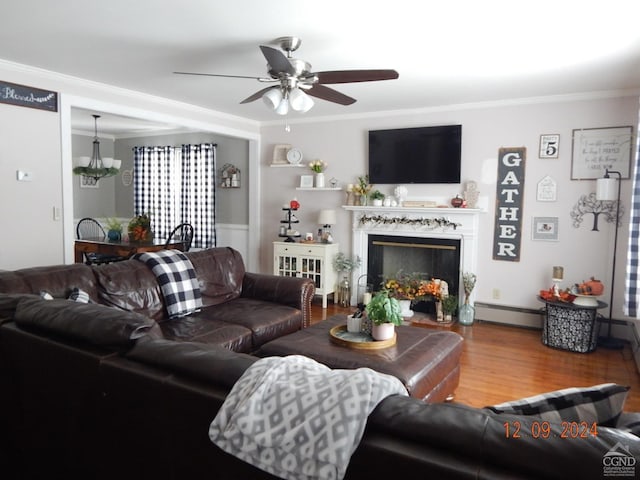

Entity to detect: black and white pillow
[68,287,91,303]
[486,383,630,426]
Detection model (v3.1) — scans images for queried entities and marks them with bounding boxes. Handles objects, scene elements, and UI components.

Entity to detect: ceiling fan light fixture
[262,88,283,109]
[275,98,289,115]
[289,87,314,112]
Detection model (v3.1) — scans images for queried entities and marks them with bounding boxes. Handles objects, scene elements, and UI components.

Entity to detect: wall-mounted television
[368,124,462,184]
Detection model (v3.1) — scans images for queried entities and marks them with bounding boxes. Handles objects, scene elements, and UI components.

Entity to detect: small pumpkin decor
[576,277,604,296]
[365,290,403,341]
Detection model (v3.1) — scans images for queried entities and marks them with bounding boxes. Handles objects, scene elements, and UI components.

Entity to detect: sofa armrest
[241,273,315,328]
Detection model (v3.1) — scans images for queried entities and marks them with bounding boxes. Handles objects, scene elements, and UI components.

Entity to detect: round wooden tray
[329,325,396,350]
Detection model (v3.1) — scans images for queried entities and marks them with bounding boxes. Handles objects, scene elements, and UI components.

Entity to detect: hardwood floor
[310,301,640,411]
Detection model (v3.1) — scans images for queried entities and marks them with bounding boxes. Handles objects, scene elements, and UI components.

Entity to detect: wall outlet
[492,288,501,300]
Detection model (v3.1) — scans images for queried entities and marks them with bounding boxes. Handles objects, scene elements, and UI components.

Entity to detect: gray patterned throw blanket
[209,355,408,480]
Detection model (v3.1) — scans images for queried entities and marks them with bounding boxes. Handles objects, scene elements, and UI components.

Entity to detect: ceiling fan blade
[259,46,295,76]
[306,84,356,106]
[240,86,276,104]
[315,69,399,84]
[173,71,269,81]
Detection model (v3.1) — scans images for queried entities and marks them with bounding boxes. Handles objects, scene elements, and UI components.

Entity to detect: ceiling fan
[174,36,399,114]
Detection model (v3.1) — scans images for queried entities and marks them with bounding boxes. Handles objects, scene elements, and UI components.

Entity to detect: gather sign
[493,147,526,262]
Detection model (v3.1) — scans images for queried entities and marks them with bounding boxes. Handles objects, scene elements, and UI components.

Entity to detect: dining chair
[165,223,194,252]
[76,217,128,265]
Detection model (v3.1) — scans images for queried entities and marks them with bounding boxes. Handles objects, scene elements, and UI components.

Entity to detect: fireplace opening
[367,234,461,312]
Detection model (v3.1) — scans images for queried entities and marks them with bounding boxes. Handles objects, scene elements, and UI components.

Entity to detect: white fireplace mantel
[343,205,485,304]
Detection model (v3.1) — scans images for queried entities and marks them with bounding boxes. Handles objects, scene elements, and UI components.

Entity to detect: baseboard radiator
[474,302,544,329]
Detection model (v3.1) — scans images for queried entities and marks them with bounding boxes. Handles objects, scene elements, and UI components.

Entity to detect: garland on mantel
[358,214,462,230]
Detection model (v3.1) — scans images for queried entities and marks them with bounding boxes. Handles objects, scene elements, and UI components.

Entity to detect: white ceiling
[2,0,640,132]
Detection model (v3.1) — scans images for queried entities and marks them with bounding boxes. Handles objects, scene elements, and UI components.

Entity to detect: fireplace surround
[344,205,483,306]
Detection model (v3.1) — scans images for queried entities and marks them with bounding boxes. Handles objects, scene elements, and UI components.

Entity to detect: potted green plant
[105,217,123,241]
[441,295,458,322]
[370,190,385,206]
[365,289,403,340]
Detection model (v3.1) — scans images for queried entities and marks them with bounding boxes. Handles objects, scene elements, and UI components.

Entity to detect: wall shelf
[269,164,306,168]
[296,187,342,191]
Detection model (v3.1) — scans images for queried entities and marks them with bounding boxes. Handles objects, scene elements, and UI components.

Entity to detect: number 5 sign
[539,134,560,158]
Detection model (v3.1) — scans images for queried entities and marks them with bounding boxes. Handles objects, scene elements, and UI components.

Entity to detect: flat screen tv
[368,125,462,184]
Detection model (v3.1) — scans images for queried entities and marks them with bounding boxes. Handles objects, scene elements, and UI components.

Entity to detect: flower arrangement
[332,252,361,273]
[352,175,372,196]
[462,272,477,300]
[384,271,442,301]
[128,213,153,242]
[105,217,123,233]
[309,160,327,173]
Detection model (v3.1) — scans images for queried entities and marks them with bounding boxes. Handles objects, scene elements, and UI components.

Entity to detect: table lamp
[552,266,563,297]
[317,209,337,243]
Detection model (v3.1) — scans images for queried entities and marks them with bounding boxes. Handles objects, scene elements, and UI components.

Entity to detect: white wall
[0,59,260,270]
[259,95,639,323]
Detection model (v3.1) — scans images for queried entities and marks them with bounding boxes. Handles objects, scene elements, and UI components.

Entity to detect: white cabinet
[273,242,339,308]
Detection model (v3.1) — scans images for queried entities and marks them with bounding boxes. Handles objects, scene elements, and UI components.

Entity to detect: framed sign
[0,80,58,112]
[571,126,633,179]
[271,144,291,165]
[536,175,557,202]
[532,216,559,241]
[493,147,526,262]
[79,176,99,189]
[539,134,560,158]
[299,175,314,188]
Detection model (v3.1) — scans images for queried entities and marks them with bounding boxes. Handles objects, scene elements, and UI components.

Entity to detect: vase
[459,301,475,326]
[107,229,121,241]
[337,275,351,307]
[315,172,325,188]
[372,323,395,341]
[398,299,413,318]
[359,194,368,206]
[372,199,383,206]
[435,301,444,322]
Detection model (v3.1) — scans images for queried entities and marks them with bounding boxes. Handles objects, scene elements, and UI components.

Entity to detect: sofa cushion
[92,259,166,321]
[0,264,98,301]
[186,248,244,307]
[158,315,253,353]
[125,337,257,388]
[486,383,629,426]
[14,297,160,348]
[197,298,303,349]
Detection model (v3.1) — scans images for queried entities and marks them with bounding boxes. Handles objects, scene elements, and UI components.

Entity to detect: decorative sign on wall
[539,134,560,159]
[493,147,526,262]
[0,80,58,112]
[536,175,557,202]
[571,126,633,179]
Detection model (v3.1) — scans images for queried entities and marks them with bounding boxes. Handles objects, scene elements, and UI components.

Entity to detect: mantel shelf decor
[357,214,462,230]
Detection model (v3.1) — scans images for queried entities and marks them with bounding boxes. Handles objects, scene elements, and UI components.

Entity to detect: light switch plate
[16,170,34,182]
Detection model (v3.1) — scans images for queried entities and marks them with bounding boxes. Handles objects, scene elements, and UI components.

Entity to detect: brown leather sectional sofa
[1,247,639,479]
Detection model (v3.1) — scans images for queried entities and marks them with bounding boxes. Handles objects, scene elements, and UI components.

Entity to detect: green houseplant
[365,290,403,340]
[105,217,123,241]
[370,189,385,206]
[441,295,458,322]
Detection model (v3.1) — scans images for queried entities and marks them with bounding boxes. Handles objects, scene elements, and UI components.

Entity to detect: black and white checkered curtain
[625,105,640,317]
[133,146,177,241]
[180,143,216,249]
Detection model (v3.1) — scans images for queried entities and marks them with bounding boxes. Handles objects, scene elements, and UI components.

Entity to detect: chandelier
[73,114,121,182]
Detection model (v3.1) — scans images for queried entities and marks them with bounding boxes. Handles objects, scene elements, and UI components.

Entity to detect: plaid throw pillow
[68,287,91,303]
[134,250,202,319]
[486,383,630,426]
